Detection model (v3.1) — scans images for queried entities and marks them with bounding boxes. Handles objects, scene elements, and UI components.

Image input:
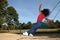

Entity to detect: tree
[21,22,33,29]
[0,0,8,9]
[0,17,3,28]
[7,6,19,27]
[0,0,8,16]
[27,22,33,29]
[0,0,8,29]
[0,0,19,30]
[21,23,27,29]
[55,20,60,28]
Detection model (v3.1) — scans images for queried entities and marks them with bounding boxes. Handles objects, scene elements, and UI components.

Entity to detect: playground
[0,0,60,40]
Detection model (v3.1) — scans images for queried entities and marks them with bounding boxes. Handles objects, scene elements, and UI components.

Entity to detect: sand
[0,33,60,40]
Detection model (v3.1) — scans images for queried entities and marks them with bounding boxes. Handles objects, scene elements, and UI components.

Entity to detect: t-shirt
[37,13,46,22]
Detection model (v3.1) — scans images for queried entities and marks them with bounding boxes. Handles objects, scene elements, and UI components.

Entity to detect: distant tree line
[0,20,60,30]
[20,20,60,29]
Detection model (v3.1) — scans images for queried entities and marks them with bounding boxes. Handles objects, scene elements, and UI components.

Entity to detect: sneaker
[23,32,28,36]
[29,34,33,36]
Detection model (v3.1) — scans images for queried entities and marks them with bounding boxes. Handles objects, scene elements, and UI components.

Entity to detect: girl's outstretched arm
[39,2,42,13]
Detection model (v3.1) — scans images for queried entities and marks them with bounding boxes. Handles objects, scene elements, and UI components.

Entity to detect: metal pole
[20,24,22,34]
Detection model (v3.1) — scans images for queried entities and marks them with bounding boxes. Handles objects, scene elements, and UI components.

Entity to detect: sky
[8,0,60,23]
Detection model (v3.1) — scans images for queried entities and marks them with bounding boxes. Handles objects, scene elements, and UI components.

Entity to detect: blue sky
[8,0,60,23]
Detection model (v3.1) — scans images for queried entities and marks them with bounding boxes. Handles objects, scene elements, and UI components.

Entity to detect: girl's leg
[27,21,41,35]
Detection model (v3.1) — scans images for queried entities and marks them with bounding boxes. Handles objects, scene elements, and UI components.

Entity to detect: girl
[23,3,50,36]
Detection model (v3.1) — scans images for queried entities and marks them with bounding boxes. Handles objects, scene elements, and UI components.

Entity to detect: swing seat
[40,22,48,29]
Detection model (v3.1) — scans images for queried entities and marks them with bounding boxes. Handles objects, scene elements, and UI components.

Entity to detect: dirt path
[0,33,60,40]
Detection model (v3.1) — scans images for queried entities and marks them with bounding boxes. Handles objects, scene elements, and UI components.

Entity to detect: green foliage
[0,0,8,9]
[1,25,7,30]
[55,20,60,28]
[47,20,60,29]
[7,6,19,26]
[19,20,60,29]
[7,6,18,21]
[0,17,3,24]
[27,22,33,29]
[8,24,14,30]
[20,22,34,29]
[0,0,19,30]
[21,23,27,29]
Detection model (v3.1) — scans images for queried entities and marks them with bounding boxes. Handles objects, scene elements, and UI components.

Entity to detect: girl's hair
[41,9,50,17]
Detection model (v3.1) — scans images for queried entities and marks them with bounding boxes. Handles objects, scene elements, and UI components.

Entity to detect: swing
[41,22,48,29]
[40,9,60,29]
[39,0,60,29]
